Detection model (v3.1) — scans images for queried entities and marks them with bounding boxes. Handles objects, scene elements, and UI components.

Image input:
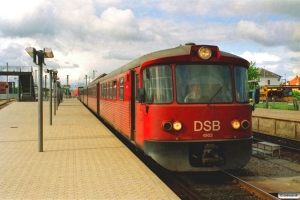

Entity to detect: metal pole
[38,50,44,152]
[67,75,69,98]
[18,76,20,102]
[85,75,87,86]
[57,84,59,109]
[54,81,56,115]
[35,70,37,85]
[49,72,52,125]
[6,63,8,101]
[30,75,32,101]
[56,84,61,110]
[285,74,287,85]
[45,75,47,100]
[264,67,265,85]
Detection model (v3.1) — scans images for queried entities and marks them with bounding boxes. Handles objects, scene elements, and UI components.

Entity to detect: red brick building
[0,82,13,94]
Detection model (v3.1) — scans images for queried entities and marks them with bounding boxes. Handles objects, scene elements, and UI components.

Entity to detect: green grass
[255,101,298,110]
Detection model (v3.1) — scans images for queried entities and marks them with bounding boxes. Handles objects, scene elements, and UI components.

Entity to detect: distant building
[0,82,13,94]
[289,75,300,86]
[258,68,281,86]
[288,75,300,92]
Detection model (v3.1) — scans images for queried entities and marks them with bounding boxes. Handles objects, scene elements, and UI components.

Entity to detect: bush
[293,91,300,100]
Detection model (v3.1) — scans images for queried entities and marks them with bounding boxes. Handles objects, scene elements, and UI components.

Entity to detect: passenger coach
[81,43,253,171]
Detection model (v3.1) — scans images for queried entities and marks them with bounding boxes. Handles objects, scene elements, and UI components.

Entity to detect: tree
[248,61,260,90]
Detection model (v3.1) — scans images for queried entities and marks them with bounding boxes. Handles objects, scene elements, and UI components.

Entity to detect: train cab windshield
[142,64,249,104]
[176,65,233,103]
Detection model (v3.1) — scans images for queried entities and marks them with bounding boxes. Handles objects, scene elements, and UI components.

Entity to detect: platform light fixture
[44,68,58,126]
[25,47,54,153]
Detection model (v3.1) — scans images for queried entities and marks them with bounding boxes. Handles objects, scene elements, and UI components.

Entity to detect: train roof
[95,44,248,83]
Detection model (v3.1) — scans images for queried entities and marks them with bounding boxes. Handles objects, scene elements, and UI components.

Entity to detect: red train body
[80,44,253,171]
[74,86,83,98]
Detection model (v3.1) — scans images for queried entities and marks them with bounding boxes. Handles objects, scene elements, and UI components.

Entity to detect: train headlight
[231,120,240,129]
[241,120,250,129]
[162,121,172,131]
[198,46,212,60]
[173,121,182,131]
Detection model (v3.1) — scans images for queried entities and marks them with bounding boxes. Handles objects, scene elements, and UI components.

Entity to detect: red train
[74,86,83,98]
[80,43,253,171]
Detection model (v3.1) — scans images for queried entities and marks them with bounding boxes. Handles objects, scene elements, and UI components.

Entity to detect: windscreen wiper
[207,84,224,106]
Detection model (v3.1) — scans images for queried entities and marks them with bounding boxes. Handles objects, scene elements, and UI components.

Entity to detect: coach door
[130,70,136,141]
[131,69,144,144]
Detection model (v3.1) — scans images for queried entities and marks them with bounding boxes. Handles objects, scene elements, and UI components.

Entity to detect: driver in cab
[184,84,201,103]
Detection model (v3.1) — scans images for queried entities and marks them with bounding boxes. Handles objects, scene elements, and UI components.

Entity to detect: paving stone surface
[0,99,179,199]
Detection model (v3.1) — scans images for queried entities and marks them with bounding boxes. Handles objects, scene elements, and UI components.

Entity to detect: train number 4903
[203,133,213,137]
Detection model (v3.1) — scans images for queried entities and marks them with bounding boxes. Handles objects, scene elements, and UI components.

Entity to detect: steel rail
[253,131,300,151]
[222,170,279,200]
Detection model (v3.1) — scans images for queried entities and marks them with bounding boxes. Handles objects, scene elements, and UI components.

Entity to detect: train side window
[106,82,109,98]
[103,84,105,98]
[113,80,117,99]
[100,83,103,98]
[110,81,113,99]
[105,82,107,98]
[143,65,173,103]
[136,74,139,102]
[120,77,124,100]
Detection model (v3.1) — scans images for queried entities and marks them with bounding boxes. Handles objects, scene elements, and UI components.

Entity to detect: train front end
[139,45,253,171]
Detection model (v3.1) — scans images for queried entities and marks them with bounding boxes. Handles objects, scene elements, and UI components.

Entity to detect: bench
[252,141,280,159]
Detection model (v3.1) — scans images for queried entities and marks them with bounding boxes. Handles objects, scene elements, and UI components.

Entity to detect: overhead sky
[0,0,299,87]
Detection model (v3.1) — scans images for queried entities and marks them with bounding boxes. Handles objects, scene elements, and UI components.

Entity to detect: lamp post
[25,47,54,152]
[285,74,287,85]
[93,70,97,79]
[67,75,69,98]
[264,66,265,85]
[35,70,37,85]
[6,63,8,101]
[85,75,87,86]
[53,74,59,115]
[44,69,57,125]
[44,75,47,100]
[56,80,61,108]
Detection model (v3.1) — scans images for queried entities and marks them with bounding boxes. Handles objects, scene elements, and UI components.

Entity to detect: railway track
[89,108,281,199]
[253,131,300,151]
[0,99,16,110]
[222,170,278,200]
[253,131,300,167]
[104,123,275,199]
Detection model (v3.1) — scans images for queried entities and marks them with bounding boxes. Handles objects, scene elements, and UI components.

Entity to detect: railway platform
[252,108,300,140]
[0,98,179,199]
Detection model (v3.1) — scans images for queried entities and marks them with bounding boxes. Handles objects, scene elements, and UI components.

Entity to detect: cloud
[236,20,300,51]
[239,51,281,64]
[157,0,300,18]
[0,0,299,87]
[0,0,58,37]
[102,49,141,60]
[94,7,154,42]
